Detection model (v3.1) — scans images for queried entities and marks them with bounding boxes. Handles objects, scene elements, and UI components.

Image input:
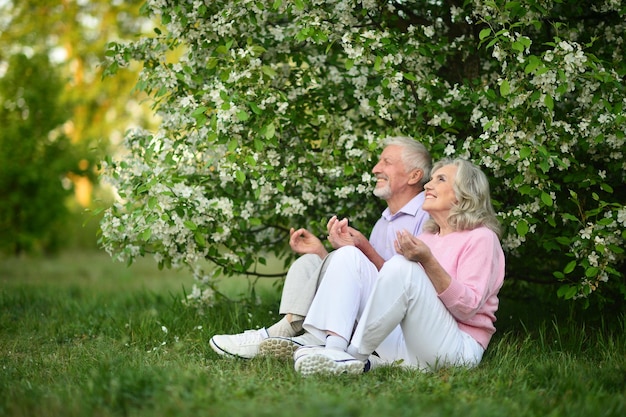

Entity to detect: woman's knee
[379,255,428,287]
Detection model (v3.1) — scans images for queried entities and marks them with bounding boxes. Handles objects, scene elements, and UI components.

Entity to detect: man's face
[371,145,410,200]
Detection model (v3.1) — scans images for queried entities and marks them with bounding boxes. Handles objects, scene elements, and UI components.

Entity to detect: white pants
[305,249,484,371]
[302,246,407,360]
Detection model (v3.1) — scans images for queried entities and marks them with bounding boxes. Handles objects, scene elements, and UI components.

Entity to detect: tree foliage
[100,0,626,307]
[0,0,152,253]
[0,53,78,254]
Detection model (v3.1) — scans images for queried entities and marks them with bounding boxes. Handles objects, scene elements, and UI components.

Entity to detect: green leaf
[512,41,525,52]
[250,45,266,56]
[141,228,152,241]
[518,184,532,195]
[191,106,208,116]
[600,183,613,193]
[374,55,383,71]
[262,65,277,77]
[557,284,578,300]
[544,94,554,110]
[500,79,510,96]
[246,155,257,166]
[555,236,571,245]
[479,28,491,40]
[524,55,541,73]
[264,122,275,139]
[564,260,577,274]
[183,220,198,231]
[541,191,553,206]
[207,57,218,69]
[249,102,262,115]
[519,147,531,158]
[516,220,529,236]
[194,230,206,247]
[561,213,579,222]
[236,170,246,184]
[236,110,249,121]
[249,217,262,226]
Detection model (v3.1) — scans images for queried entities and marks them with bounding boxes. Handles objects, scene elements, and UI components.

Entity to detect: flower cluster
[101,0,625,305]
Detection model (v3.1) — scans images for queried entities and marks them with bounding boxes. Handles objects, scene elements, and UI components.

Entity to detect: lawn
[0,250,624,417]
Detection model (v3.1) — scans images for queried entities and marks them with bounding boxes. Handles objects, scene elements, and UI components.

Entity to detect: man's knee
[291,253,323,270]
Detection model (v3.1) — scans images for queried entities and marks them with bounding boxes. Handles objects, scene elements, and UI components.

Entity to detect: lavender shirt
[368,192,429,261]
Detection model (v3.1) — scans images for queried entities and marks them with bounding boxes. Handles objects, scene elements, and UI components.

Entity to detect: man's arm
[352,233,386,270]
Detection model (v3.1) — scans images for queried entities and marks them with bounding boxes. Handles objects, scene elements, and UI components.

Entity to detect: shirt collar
[381,191,426,221]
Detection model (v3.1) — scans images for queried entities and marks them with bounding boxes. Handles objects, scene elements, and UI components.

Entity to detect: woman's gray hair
[382,136,432,187]
[423,158,501,236]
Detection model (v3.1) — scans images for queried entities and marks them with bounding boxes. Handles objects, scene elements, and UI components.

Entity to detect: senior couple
[210,136,505,375]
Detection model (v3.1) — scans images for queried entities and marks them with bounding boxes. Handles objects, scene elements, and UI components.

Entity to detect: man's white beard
[373,185,391,200]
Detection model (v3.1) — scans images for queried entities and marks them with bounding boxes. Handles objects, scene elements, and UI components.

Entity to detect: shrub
[100,0,625,307]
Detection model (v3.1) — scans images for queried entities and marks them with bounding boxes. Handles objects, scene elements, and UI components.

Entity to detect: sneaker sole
[258,338,300,359]
[294,353,364,376]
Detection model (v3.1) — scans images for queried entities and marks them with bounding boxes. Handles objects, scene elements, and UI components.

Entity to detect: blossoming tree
[101,0,625,306]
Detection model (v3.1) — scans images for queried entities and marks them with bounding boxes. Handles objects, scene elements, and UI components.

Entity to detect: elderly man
[209,136,432,359]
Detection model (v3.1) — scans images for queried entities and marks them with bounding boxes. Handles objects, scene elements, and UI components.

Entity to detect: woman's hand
[289,227,328,258]
[394,230,432,263]
[395,229,450,293]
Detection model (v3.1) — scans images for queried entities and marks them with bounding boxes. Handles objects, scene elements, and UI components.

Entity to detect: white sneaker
[364,353,386,372]
[294,347,365,376]
[259,332,324,359]
[209,328,269,359]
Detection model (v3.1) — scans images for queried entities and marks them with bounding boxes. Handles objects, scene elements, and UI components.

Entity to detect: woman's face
[422,164,458,215]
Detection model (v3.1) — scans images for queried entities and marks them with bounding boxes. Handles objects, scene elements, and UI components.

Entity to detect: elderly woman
[293,158,505,375]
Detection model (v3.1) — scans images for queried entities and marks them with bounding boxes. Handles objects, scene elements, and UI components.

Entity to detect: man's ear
[408,169,423,185]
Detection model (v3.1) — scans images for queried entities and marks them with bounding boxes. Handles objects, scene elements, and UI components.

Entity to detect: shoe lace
[234,330,264,344]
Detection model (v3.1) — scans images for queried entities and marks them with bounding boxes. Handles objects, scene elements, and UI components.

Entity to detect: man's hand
[289,227,328,258]
[326,215,385,270]
[326,216,362,249]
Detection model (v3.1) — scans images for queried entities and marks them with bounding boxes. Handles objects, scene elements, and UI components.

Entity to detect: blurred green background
[0,0,153,256]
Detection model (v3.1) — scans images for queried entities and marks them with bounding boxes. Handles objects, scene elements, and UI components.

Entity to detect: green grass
[1,251,624,417]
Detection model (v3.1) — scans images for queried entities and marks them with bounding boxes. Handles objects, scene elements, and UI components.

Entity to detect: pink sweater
[418,227,505,349]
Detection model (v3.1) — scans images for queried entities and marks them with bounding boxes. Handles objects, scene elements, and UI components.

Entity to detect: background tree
[100,0,625,310]
[0,53,79,254]
[0,0,152,254]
